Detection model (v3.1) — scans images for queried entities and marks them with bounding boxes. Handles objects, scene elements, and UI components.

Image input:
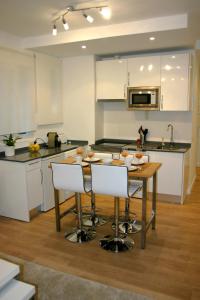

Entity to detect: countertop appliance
[127,86,160,110]
[47,132,60,148]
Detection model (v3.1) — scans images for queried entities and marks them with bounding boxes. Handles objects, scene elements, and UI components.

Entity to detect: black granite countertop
[0,140,88,163]
[91,138,191,154]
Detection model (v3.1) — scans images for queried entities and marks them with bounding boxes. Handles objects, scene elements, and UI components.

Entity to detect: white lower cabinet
[0,159,43,222]
[41,153,65,212]
[148,151,190,204]
[0,149,78,221]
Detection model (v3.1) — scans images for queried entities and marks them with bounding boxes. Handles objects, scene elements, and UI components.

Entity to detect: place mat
[61,156,76,164]
[111,160,124,166]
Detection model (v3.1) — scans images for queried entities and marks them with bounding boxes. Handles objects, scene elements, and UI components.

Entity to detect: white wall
[62,56,96,144]
[103,102,192,143]
[188,51,200,189]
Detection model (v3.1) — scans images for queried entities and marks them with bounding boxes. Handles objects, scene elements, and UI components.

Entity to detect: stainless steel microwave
[127,86,160,110]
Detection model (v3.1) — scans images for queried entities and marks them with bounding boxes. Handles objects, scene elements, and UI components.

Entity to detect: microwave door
[131,93,151,105]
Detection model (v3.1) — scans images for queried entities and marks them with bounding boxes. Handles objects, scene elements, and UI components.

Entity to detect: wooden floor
[0,169,200,300]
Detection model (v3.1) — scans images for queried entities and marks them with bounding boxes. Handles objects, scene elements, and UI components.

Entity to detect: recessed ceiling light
[81,45,87,49]
[172,55,176,59]
[99,7,111,19]
[149,37,155,41]
[164,65,172,71]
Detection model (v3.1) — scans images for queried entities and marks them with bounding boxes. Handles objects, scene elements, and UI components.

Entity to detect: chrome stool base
[82,215,109,227]
[118,220,142,234]
[100,235,134,252]
[65,228,96,243]
[82,216,99,227]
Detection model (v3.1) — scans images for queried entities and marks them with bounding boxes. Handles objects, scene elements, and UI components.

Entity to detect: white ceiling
[0,0,200,57]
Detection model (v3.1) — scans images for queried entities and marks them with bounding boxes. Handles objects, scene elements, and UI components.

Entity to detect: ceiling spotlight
[81,45,87,49]
[99,7,111,19]
[62,16,69,30]
[149,36,155,41]
[83,13,94,23]
[52,24,57,36]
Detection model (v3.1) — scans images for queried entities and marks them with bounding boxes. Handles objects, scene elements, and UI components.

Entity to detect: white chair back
[91,164,129,198]
[51,163,85,193]
[93,152,112,159]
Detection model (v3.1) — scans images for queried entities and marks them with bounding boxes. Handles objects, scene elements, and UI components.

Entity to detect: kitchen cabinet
[127,55,160,87]
[0,48,36,135]
[35,53,63,125]
[41,153,65,212]
[160,52,191,111]
[148,150,190,204]
[0,159,43,221]
[26,160,43,210]
[96,59,127,100]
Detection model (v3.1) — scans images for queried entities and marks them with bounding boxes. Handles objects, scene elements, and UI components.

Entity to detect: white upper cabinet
[127,55,161,87]
[0,48,36,135]
[35,53,63,125]
[160,52,191,111]
[96,59,127,100]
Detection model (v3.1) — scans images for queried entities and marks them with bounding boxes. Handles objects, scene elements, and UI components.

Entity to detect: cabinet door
[128,55,160,87]
[0,48,36,135]
[96,59,127,100]
[26,161,43,210]
[41,153,65,211]
[160,52,190,111]
[148,151,183,196]
[35,53,62,125]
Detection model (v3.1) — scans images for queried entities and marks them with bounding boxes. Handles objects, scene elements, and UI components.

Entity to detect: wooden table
[53,158,161,249]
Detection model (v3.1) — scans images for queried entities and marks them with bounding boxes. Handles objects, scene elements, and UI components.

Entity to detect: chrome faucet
[167,124,174,146]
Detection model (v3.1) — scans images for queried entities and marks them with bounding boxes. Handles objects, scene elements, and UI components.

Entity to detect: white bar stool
[118,154,149,234]
[51,162,96,243]
[91,164,140,252]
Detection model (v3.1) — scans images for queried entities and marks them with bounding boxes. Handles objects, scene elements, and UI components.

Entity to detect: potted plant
[3,134,20,156]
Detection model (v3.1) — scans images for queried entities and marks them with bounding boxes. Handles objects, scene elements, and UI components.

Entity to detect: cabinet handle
[28,161,40,166]
[40,169,43,184]
[128,72,130,86]
[160,95,163,110]
[124,84,127,99]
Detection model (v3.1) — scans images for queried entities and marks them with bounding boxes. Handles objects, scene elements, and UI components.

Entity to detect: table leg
[141,179,147,249]
[76,192,83,231]
[54,188,61,232]
[152,172,157,230]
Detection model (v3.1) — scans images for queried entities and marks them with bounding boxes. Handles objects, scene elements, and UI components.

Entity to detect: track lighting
[83,13,94,23]
[51,3,111,35]
[52,24,57,36]
[62,16,69,30]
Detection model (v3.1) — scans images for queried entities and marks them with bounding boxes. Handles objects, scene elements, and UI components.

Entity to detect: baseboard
[148,192,181,204]
[187,174,196,194]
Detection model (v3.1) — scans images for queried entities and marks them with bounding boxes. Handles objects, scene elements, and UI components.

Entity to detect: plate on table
[83,157,101,163]
[128,166,138,172]
[132,159,145,165]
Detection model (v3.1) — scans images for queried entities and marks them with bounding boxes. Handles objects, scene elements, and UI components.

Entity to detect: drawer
[26,160,41,171]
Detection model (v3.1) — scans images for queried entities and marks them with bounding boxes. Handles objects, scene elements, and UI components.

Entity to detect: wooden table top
[59,157,161,179]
